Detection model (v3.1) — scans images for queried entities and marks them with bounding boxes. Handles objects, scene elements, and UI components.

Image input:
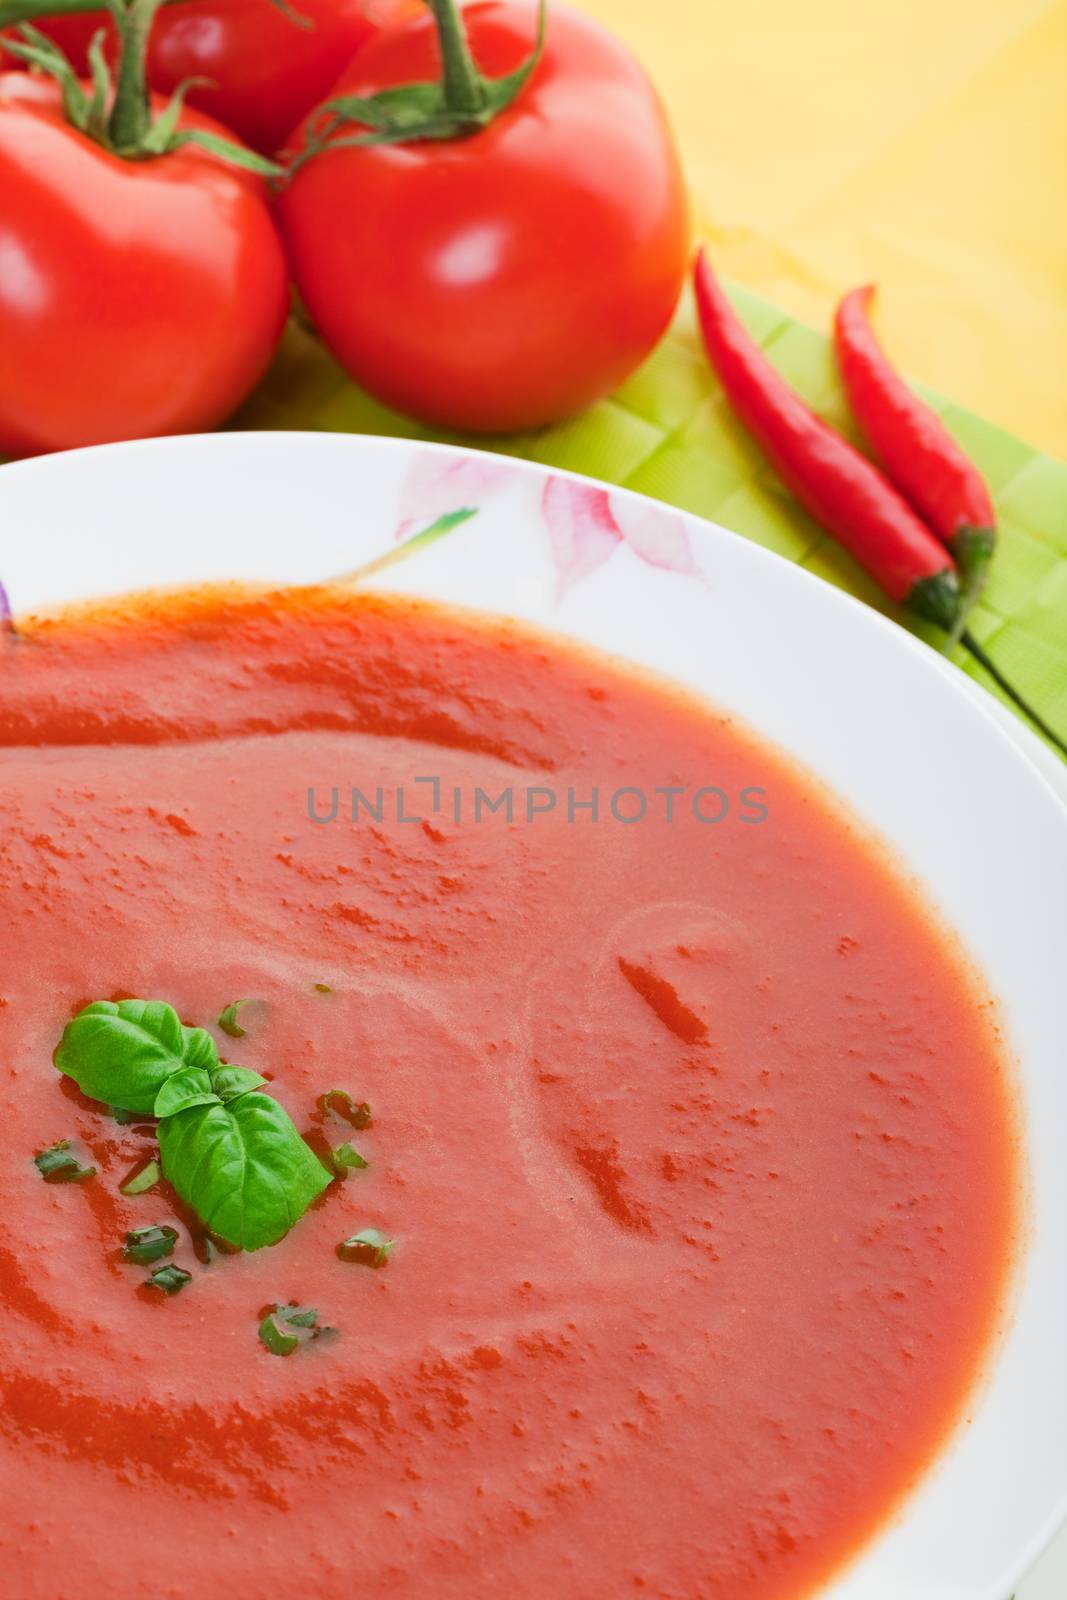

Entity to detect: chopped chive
[337,1228,393,1268]
[320,1089,372,1129]
[259,1303,334,1356]
[331,1141,368,1177]
[259,1312,300,1356]
[146,1264,191,1295]
[283,1306,319,1328]
[122,1225,178,1265]
[218,998,262,1039]
[120,1157,161,1196]
[33,1140,96,1184]
[193,1234,217,1265]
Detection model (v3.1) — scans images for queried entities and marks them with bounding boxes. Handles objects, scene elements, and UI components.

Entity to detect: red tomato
[278,1,690,433]
[7,0,417,154]
[0,73,290,457]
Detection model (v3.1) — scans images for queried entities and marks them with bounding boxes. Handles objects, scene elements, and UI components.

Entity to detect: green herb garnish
[210,1065,268,1102]
[33,1140,95,1184]
[120,1157,161,1195]
[320,1089,372,1129]
[159,1093,331,1252]
[218,998,263,1039]
[122,1224,178,1265]
[146,1264,191,1295]
[153,1065,220,1118]
[55,999,332,1251]
[337,1229,393,1268]
[331,1142,368,1176]
[55,1000,210,1116]
[258,1302,335,1356]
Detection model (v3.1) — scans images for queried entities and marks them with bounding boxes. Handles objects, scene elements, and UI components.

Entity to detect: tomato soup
[0,589,1019,1599]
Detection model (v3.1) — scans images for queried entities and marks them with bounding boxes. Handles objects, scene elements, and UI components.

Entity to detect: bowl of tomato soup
[0,432,1063,1600]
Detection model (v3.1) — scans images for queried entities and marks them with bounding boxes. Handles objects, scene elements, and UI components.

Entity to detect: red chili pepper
[692,249,960,629]
[834,285,996,594]
[693,251,1067,759]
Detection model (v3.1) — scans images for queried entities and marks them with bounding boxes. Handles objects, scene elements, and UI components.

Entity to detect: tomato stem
[0,0,185,21]
[108,0,166,149]
[425,0,489,117]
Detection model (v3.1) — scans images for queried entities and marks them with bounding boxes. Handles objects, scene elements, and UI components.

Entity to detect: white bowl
[1,430,1064,1600]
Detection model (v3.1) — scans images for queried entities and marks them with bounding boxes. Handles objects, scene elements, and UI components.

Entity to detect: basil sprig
[159,1093,330,1252]
[55,1001,215,1116]
[55,1000,331,1252]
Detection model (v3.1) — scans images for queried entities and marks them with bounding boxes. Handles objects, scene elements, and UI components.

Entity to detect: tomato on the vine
[0,71,289,457]
[278,0,690,434]
[9,0,417,154]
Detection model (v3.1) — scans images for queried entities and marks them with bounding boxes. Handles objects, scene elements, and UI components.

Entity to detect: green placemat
[235,286,1067,759]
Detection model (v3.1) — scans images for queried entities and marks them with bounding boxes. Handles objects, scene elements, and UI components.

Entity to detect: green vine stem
[0,0,184,23]
[291,0,546,169]
[2,0,281,173]
[107,0,164,149]
[426,0,488,118]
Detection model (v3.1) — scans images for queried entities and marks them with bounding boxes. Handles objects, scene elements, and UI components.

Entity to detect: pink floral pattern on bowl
[540,477,701,598]
[392,454,703,601]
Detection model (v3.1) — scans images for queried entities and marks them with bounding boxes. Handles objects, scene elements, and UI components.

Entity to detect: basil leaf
[320,1089,372,1129]
[146,1264,191,1295]
[122,1224,177,1264]
[120,1157,160,1195]
[159,1092,332,1252]
[182,1026,219,1073]
[331,1141,368,1176]
[258,1303,334,1356]
[154,1066,219,1119]
[33,1139,95,1184]
[56,1000,215,1115]
[337,1228,393,1268]
[210,1065,267,1103]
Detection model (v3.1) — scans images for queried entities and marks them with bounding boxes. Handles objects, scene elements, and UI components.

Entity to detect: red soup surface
[0,589,1019,1599]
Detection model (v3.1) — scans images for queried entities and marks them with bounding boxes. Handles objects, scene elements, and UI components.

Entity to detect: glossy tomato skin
[278,1,690,433]
[0,74,290,457]
[6,0,416,154]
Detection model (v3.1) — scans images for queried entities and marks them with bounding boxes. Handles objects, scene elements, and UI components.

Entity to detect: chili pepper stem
[961,630,1067,760]
[908,570,960,630]
[944,523,995,642]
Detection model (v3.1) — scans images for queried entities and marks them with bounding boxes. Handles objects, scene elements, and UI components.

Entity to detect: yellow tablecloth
[578,0,1067,460]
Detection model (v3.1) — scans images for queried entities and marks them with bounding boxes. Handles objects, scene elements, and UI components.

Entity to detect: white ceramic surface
[1,431,1065,1600]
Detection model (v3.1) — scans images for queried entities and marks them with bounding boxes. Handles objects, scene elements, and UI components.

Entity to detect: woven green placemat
[235,286,1067,758]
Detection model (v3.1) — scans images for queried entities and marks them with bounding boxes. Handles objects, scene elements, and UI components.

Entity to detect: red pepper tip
[839,283,877,316]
